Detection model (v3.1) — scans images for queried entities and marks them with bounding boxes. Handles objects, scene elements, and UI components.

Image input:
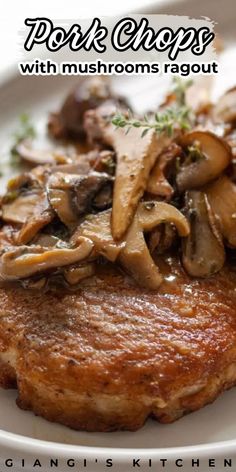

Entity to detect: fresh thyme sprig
[112,106,191,138]
[10,113,36,167]
[112,78,193,138]
[171,77,193,106]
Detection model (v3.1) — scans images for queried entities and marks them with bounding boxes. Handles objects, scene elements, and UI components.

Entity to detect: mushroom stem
[119,216,163,289]
[147,143,181,198]
[119,202,189,290]
[206,175,236,247]
[182,191,225,277]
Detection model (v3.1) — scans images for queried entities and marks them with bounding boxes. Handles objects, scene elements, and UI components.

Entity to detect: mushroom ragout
[1,76,236,291]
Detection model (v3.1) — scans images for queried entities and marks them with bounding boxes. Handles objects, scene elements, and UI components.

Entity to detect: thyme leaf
[171,77,193,106]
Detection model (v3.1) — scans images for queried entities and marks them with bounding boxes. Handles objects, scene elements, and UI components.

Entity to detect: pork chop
[0,257,236,432]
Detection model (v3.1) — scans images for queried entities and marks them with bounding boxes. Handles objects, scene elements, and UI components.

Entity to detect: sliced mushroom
[206,175,236,247]
[35,158,96,193]
[72,210,125,262]
[47,171,113,228]
[2,189,44,225]
[0,237,93,280]
[1,174,55,245]
[119,215,163,289]
[92,150,116,175]
[73,201,189,289]
[17,209,54,245]
[147,143,182,198]
[50,150,114,177]
[47,182,78,228]
[92,183,113,211]
[119,201,189,290]
[29,166,52,187]
[7,173,38,192]
[73,172,113,215]
[137,201,189,235]
[16,140,70,166]
[177,130,232,191]
[64,263,95,285]
[213,87,236,123]
[51,163,89,175]
[182,191,225,277]
[111,128,169,240]
[84,106,175,240]
[2,189,48,229]
[22,277,47,290]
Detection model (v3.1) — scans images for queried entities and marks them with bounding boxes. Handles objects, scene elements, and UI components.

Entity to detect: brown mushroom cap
[47,175,79,228]
[2,189,45,225]
[47,171,113,228]
[177,130,232,191]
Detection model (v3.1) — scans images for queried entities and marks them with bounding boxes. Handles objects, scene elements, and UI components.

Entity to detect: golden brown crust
[0,360,16,389]
[1,258,236,431]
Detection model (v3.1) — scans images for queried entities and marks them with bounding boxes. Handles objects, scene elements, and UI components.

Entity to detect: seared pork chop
[0,257,236,432]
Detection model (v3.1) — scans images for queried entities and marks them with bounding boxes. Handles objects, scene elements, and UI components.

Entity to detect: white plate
[0,2,236,471]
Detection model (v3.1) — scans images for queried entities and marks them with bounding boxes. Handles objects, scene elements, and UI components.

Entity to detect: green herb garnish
[112,106,191,138]
[112,78,193,138]
[171,77,193,106]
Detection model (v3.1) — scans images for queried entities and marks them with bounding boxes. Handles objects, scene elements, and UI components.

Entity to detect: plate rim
[1,428,236,458]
